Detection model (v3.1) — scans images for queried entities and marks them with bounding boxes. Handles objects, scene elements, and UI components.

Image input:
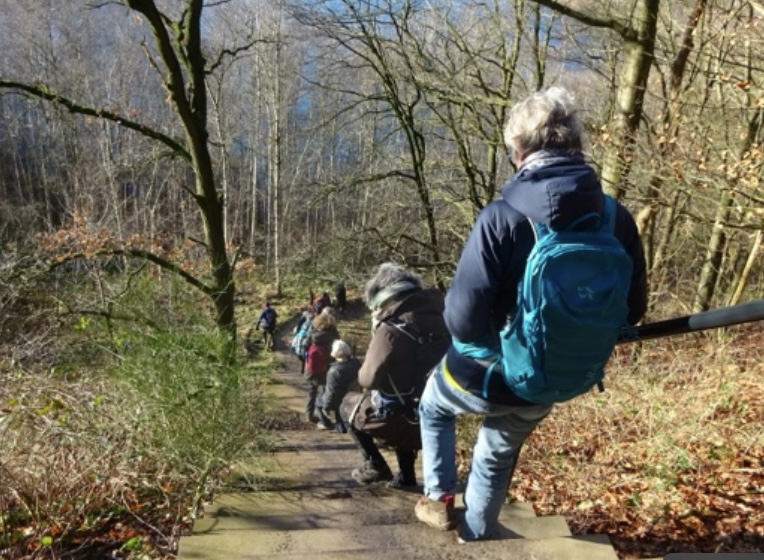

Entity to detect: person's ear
[513,141,526,167]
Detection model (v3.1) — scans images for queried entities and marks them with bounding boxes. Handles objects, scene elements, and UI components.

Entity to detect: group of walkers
[250,281,346,356]
[287,86,648,543]
[290,266,450,489]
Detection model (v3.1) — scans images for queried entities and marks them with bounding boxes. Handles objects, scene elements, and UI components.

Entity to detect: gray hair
[503,86,586,158]
[364,262,423,311]
[331,339,352,360]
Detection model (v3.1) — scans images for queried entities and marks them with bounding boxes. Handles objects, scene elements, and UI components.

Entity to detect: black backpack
[383,317,451,396]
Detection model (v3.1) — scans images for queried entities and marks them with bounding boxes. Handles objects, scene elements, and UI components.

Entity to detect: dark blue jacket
[257,306,277,329]
[444,155,648,404]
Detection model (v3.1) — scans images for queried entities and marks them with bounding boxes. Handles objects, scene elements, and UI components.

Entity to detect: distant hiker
[317,339,360,432]
[342,263,449,489]
[295,307,312,332]
[335,280,347,313]
[291,308,313,374]
[304,309,340,424]
[414,86,648,540]
[312,291,332,315]
[254,301,278,351]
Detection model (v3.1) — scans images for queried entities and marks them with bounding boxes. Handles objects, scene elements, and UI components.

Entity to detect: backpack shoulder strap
[527,219,540,243]
[381,317,424,343]
[601,194,617,232]
[382,316,450,346]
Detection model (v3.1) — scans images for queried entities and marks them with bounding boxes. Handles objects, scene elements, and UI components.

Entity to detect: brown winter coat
[358,288,448,400]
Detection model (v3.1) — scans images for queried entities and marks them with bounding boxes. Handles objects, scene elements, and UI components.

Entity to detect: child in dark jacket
[318,339,360,432]
[254,301,278,350]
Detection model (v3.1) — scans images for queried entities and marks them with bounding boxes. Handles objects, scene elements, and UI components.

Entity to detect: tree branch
[114,249,213,295]
[206,38,269,75]
[529,0,634,40]
[0,80,192,161]
[125,0,198,132]
[53,249,214,295]
[57,306,162,331]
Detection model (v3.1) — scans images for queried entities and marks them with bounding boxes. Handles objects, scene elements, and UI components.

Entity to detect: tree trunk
[693,191,731,313]
[634,0,707,275]
[126,0,236,341]
[693,39,762,312]
[598,0,661,198]
[531,0,660,198]
[728,230,762,306]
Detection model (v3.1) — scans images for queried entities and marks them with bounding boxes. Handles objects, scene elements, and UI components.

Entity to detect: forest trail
[176,306,624,560]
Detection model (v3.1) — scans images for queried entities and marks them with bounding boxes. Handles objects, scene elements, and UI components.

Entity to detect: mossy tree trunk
[1,0,238,347]
[531,0,660,199]
[125,0,236,341]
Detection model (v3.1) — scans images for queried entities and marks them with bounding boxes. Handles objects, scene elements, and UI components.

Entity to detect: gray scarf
[368,280,419,311]
[520,148,584,173]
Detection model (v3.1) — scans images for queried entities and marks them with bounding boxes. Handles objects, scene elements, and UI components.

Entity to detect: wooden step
[193,490,565,539]
[177,351,621,560]
[179,527,617,560]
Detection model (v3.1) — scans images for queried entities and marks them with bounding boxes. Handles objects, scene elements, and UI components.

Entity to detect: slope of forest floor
[2,288,762,560]
[323,297,764,559]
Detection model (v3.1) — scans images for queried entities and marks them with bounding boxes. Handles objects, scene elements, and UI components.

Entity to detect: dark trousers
[348,424,416,480]
[305,378,324,420]
[261,326,275,350]
[318,403,346,432]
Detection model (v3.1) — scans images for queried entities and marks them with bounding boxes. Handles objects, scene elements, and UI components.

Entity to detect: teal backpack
[291,318,312,358]
[500,195,632,404]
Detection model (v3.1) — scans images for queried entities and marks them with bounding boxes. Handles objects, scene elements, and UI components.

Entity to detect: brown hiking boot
[415,495,454,531]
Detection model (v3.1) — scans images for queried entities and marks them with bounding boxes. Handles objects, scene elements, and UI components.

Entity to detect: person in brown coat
[343,263,449,488]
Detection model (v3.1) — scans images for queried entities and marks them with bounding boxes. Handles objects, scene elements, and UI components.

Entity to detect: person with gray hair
[341,263,450,488]
[316,339,360,432]
[414,86,648,540]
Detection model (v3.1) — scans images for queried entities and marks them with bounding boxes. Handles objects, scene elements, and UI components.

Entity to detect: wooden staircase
[177,352,621,560]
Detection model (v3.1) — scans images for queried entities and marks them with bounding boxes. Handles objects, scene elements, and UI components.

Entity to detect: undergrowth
[506,326,764,558]
[2,253,762,559]
[0,262,275,559]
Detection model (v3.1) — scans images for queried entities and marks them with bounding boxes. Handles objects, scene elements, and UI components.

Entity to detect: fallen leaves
[472,328,764,558]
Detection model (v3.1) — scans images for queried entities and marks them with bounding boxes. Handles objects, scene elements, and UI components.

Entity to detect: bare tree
[530,0,660,198]
[635,0,707,276]
[291,0,449,286]
[0,0,265,343]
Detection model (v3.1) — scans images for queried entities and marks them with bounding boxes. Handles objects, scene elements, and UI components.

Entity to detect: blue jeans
[419,361,553,540]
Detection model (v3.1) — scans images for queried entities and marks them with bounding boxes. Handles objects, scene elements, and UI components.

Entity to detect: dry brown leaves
[507,326,764,558]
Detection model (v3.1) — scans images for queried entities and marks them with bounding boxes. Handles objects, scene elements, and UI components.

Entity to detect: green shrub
[112,325,271,506]
[0,259,274,558]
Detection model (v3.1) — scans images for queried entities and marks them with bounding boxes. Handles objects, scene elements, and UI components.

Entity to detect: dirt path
[175,299,624,559]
